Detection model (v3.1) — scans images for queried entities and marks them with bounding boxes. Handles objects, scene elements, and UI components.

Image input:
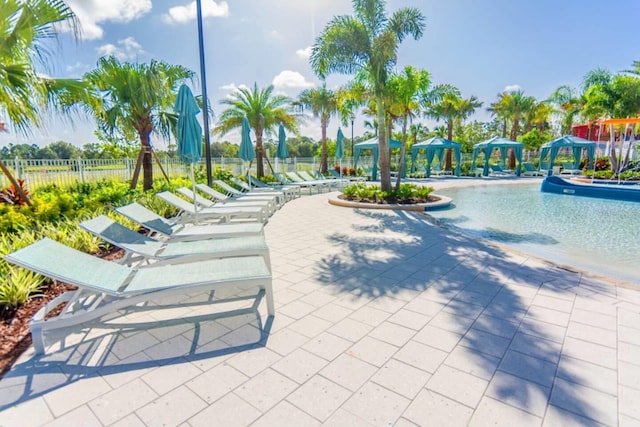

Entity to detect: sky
[2,0,640,150]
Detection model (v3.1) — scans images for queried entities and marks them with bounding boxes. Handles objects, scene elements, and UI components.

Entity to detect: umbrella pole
[190,165,198,225]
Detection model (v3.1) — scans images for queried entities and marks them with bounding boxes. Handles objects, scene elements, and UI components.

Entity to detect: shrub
[342,183,434,203]
[0,267,44,311]
[0,179,30,206]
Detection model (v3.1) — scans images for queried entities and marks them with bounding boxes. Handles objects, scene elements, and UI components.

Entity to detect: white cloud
[272,70,314,90]
[265,29,283,41]
[163,1,229,24]
[66,0,152,40]
[219,83,249,99]
[504,84,521,92]
[65,61,90,74]
[296,46,312,60]
[96,37,143,61]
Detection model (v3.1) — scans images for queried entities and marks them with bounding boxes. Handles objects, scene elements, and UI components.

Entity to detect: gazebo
[540,135,596,176]
[410,137,461,177]
[472,136,524,176]
[353,137,403,180]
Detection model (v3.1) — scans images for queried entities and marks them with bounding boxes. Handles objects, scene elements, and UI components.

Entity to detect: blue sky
[3,0,640,149]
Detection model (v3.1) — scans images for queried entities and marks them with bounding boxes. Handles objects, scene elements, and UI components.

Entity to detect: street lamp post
[196,0,213,186]
[350,114,355,167]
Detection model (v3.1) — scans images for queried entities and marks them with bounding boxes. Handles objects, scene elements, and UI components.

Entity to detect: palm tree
[215,83,299,178]
[298,83,339,173]
[80,57,194,190]
[487,93,510,138]
[425,85,482,169]
[0,0,79,134]
[0,0,79,204]
[310,0,425,191]
[549,85,582,135]
[387,66,431,189]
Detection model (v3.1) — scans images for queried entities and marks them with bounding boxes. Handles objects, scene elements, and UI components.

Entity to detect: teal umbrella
[276,124,288,172]
[174,84,202,222]
[238,116,255,181]
[336,128,345,159]
[336,128,345,176]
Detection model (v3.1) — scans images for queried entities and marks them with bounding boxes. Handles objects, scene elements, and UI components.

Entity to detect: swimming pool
[427,182,640,283]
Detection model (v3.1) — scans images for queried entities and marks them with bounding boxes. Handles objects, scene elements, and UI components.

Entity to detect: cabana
[410,137,461,177]
[353,136,403,180]
[472,136,524,176]
[539,135,595,176]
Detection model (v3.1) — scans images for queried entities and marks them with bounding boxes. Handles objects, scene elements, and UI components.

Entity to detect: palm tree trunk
[256,131,264,178]
[445,122,454,170]
[141,130,153,190]
[509,118,519,169]
[377,95,390,191]
[501,120,507,138]
[395,116,409,191]
[320,116,328,173]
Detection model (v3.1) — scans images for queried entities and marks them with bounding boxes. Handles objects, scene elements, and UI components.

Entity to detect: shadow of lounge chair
[5,238,274,354]
[115,202,264,242]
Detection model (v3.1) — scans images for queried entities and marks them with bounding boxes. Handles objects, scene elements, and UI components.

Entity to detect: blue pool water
[427,183,640,283]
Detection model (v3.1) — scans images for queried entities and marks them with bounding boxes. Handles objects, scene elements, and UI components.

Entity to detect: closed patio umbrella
[239,116,256,183]
[336,128,345,176]
[276,124,288,172]
[174,84,202,223]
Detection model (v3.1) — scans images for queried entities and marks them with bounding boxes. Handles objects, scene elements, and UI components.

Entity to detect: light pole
[350,114,355,167]
[196,0,213,186]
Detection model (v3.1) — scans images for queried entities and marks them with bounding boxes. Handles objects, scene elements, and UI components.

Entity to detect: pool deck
[1,178,639,426]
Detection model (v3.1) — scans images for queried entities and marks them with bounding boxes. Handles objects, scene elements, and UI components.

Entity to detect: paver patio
[1,183,639,426]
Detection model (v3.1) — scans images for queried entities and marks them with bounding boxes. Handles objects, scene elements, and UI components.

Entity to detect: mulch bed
[0,248,124,380]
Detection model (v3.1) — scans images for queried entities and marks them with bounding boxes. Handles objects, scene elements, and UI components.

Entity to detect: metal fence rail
[0,156,346,190]
[0,152,504,190]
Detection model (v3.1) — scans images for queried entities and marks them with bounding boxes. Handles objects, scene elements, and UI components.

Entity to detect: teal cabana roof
[472,136,524,176]
[540,135,596,175]
[353,137,402,180]
[410,137,461,177]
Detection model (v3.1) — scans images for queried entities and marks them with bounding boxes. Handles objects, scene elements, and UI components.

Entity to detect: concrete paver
[1,183,639,426]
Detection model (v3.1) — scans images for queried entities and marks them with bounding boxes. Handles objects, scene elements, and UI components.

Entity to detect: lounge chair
[298,170,339,189]
[209,181,284,208]
[5,238,274,354]
[522,162,545,177]
[177,187,276,216]
[242,177,300,200]
[115,202,264,241]
[561,162,582,175]
[489,165,515,176]
[329,169,365,183]
[80,215,270,268]
[156,191,267,224]
[313,170,351,187]
[284,172,330,192]
[431,164,453,176]
[273,173,320,195]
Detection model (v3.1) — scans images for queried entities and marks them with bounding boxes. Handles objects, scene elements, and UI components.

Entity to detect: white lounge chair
[115,202,264,241]
[212,180,286,207]
[177,187,276,216]
[80,215,271,268]
[156,191,267,224]
[200,183,282,209]
[5,238,274,354]
[247,176,301,199]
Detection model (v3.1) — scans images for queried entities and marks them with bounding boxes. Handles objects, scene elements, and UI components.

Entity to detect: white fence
[0,156,354,190]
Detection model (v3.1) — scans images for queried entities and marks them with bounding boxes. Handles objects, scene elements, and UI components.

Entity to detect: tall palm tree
[310,0,425,191]
[216,83,299,178]
[549,85,582,135]
[80,57,194,190]
[487,93,510,138]
[0,0,79,134]
[0,0,79,203]
[298,83,339,173]
[425,85,482,169]
[387,66,431,189]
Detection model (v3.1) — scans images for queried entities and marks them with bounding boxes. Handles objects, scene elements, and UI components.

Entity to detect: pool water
[427,183,640,283]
